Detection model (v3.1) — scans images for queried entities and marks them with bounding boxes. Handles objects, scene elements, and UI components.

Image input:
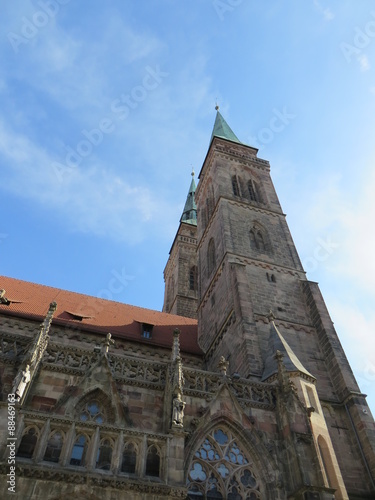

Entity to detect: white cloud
[298,168,375,410]
[4,12,165,121]
[358,54,370,72]
[0,121,175,244]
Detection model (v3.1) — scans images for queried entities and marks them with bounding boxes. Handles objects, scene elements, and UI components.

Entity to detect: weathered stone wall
[194,137,375,496]
[163,223,198,319]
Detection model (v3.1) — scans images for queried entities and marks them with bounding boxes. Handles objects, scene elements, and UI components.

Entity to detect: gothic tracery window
[187,428,261,500]
[43,431,64,463]
[96,437,113,470]
[79,400,104,424]
[121,442,137,474]
[232,176,240,197]
[248,180,259,202]
[190,266,198,291]
[146,444,161,477]
[75,388,115,424]
[70,434,88,466]
[250,225,270,253]
[16,427,39,459]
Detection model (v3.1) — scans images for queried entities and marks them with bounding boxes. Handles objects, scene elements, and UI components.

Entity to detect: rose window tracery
[187,428,261,500]
[79,401,104,424]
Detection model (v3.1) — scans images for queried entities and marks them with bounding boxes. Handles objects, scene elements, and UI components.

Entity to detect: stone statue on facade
[172,396,186,428]
[218,356,229,376]
[12,364,31,401]
[102,332,115,354]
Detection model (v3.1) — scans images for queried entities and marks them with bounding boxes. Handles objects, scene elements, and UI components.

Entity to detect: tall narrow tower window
[43,431,64,463]
[250,227,270,253]
[248,180,258,202]
[70,435,88,466]
[207,238,216,275]
[250,230,257,250]
[121,442,137,474]
[232,176,240,197]
[257,232,266,251]
[146,445,161,477]
[16,427,38,459]
[96,438,113,471]
[190,266,198,291]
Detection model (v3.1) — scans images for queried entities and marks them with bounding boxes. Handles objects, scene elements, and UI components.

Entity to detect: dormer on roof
[142,323,153,339]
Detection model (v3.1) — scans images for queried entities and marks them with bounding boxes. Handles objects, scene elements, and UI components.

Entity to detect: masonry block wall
[194,134,375,496]
[163,222,198,319]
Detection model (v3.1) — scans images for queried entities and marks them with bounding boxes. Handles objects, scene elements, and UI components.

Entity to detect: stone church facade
[0,111,374,499]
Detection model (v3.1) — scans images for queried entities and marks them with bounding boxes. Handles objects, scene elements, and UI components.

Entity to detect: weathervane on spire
[215,99,219,111]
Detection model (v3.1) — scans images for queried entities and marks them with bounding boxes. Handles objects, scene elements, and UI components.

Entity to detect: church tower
[163,171,198,319]
[191,108,375,496]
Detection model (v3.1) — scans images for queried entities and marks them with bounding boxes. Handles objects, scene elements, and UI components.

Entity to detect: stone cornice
[0,463,187,497]
[227,253,305,278]
[19,411,171,440]
[254,314,315,335]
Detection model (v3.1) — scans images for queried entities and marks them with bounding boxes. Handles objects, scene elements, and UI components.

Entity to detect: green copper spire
[210,106,242,145]
[180,170,197,225]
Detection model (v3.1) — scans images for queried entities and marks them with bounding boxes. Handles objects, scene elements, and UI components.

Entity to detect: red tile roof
[0,276,201,356]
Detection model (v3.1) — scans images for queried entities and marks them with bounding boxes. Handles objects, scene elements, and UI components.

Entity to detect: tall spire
[180,169,197,225]
[210,107,242,145]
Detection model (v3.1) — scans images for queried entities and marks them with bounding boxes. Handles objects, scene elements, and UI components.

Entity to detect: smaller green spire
[180,170,197,226]
[210,107,242,145]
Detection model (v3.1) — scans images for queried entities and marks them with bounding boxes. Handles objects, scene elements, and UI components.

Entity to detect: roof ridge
[0,275,197,323]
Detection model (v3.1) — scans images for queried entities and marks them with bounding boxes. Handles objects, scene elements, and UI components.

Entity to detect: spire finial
[215,104,219,111]
[191,167,195,177]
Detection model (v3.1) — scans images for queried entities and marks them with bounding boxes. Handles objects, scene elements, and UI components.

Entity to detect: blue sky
[1,1,374,412]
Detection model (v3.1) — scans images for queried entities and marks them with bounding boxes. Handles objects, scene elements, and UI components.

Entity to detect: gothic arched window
[190,266,198,291]
[43,431,64,463]
[232,176,240,197]
[146,444,161,477]
[16,427,39,459]
[96,438,113,471]
[250,225,270,254]
[207,239,216,275]
[257,232,265,251]
[317,435,339,490]
[79,400,104,424]
[187,427,262,499]
[70,434,88,466]
[121,442,137,474]
[248,180,259,202]
[75,389,115,425]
